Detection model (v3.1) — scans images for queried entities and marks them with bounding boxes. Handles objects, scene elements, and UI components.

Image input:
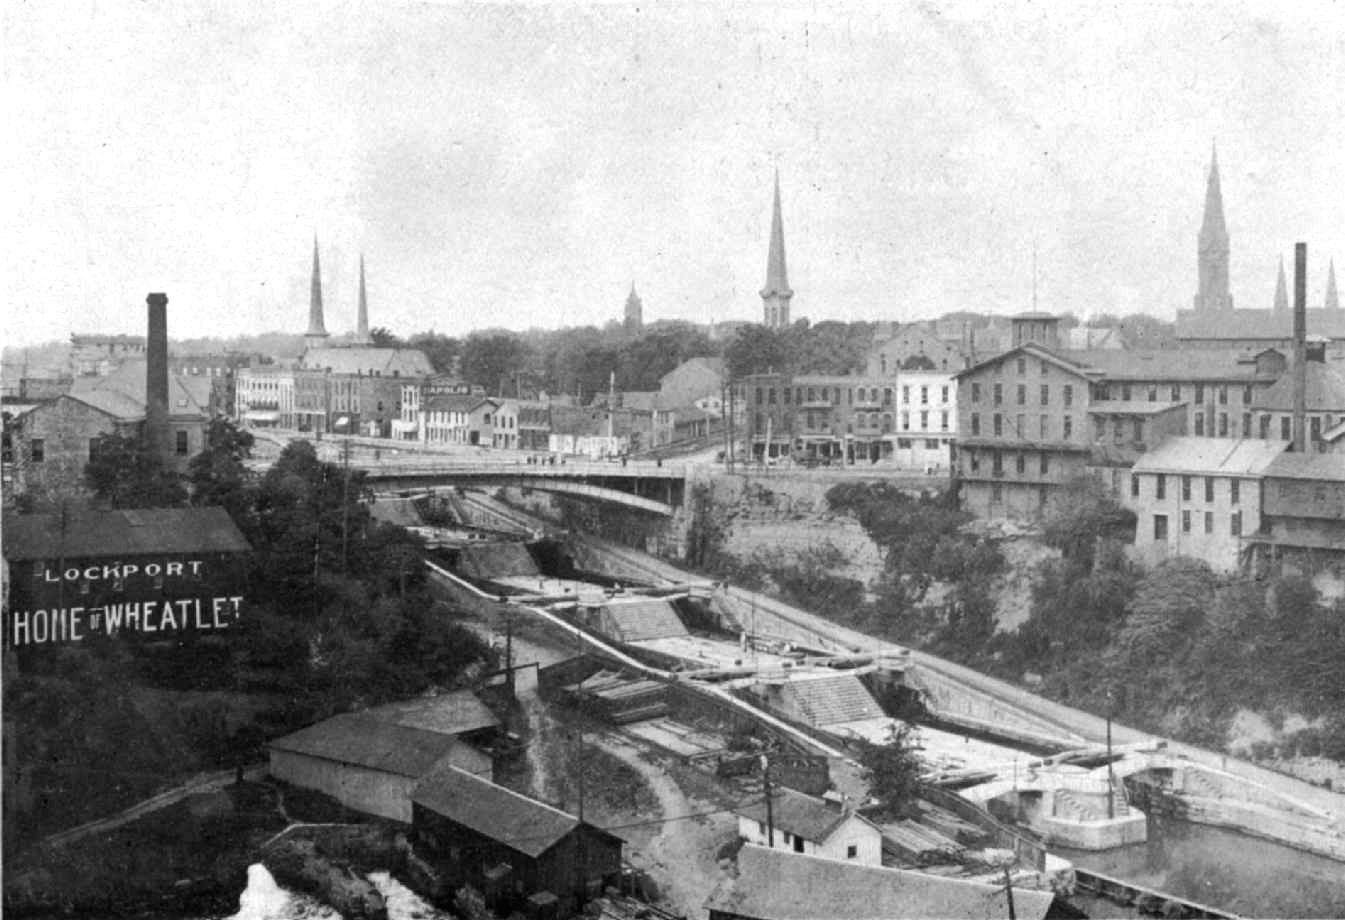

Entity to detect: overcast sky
[6,1,1345,346]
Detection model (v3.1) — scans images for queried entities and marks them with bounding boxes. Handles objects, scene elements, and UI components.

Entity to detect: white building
[235,365,295,428]
[734,786,883,865]
[894,369,957,472]
[1125,436,1287,572]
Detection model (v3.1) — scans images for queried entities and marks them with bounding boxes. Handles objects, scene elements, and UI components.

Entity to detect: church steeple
[760,169,793,329]
[1274,257,1288,312]
[305,237,330,346]
[353,254,372,344]
[1327,260,1340,311]
[624,282,643,335]
[1194,145,1233,312]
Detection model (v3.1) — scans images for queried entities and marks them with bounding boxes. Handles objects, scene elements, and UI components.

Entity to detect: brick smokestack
[1292,244,1307,453]
[146,293,170,458]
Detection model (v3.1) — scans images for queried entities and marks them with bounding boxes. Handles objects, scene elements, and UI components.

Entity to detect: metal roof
[269,713,475,778]
[356,690,501,736]
[734,787,870,844]
[1251,362,1345,412]
[3,507,251,560]
[1130,436,1288,476]
[1176,307,1345,342]
[1262,452,1345,482]
[412,765,612,858]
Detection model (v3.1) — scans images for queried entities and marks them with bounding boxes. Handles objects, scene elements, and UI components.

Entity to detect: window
[759,821,766,835]
[1218,385,1228,405]
[992,450,1003,475]
[1113,419,1124,445]
[992,482,1003,502]
[941,411,949,432]
[969,450,980,472]
[767,388,776,404]
[941,386,950,403]
[1041,359,1049,377]
[1154,514,1168,540]
[88,438,99,461]
[1040,453,1049,474]
[1243,385,1253,404]
[1148,385,1158,402]
[1017,384,1026,405]
[1156,475,1166,499]
[1133,419,1143,442]
[1230,479,1240,505]
[1095,417,1107,439]
[926,439,939,449]
[1182,510,1191,533]
[1281,416,1292,441]
[1260,415,1271,439]
[1016,453,1026,474]
[30,438,44,462]
[783,388,791,404]
[1017,357,1027,375]
[846,844,858,859]
[1205,511,1213,534]
[1122,384,1132,401]
[1311,416,1322,442]
[920,386,929,405]
[919,410,928,430]
[993,414,1003,436]
[793,835,805,853]
[1231,511,1242,536]
[1131,474,1140,497]
[1063,415,1073,439]
[1040,415,1049,439]
[808,387,817,402]
[1218,413,1228,437]
[883,388,892,405]
[1205,477,1214,502]
[1195,412,1205,436]
[1182,475,1192,501]
[902,386,910,404]
[1171,384,1182,401]
[971,414,980,435]
[901,411,910,431]
[175,430,189,456]
[1242,413,1252,437]
[1040,385,1050,406]
[1195,384,1205,403]
[1063,385,1073,407]
[1016,414,1025,435]
[993,383,1003,406]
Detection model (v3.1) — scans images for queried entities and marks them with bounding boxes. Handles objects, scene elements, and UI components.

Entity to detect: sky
[6,1,1345,347]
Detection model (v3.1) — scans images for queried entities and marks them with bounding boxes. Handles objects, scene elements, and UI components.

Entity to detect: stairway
[1183,767,1223,799]
[1053,789,1100,822]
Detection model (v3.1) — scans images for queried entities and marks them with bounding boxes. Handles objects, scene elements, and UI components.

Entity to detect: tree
[857,721,923,819]
[407,331,461,375]
[725,324,788,378]
[1041,475,1135,569]
[84,431,187,508]
[188,418,256,522]
[1117,557,1217,661]
[368,326,404,347]
[460,332,531,396]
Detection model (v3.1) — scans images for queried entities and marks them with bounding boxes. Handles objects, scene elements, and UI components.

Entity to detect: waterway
[206,864,453,920]
[1056,818,1345,918]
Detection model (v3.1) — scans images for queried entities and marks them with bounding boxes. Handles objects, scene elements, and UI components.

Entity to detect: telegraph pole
[1106,687,1116,820]
[761,753,775,847]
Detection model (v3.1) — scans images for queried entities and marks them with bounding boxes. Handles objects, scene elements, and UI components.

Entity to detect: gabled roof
[661,356,725,381]
[1251,362,1345,412]
[269,713,474,779]
[3,507,251,560]
[703,844,1055,920]
[66,360,212,420]
[412,765,617,858]
[357,690,500,736]
[1176,308,1345,342]
[954,342,1094,382]
[734,787,877,844]
[425,393,496,414]
[1130,436,1288,477]
[301,346,434,378]
[1064,347,1269,382]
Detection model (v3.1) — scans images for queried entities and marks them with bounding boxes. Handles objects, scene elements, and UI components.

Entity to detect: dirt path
[587,734,734,920]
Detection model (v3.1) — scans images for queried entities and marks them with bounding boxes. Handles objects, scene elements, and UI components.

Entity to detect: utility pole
[340,432,351,575]
[1003,866,1017,920]
[760,753,775,847]
[1106,687,1116,820]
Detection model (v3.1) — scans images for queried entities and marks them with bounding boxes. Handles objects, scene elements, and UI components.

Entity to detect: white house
[734,786,883,865]
[893,369,957,472]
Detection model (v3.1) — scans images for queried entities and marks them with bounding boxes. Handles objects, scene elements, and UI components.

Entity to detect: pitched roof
[1176,308,1345,342]
[3,507,251,560]
[734,787,871,844]
[703,844,1055,920]
[1263,452,1345,482]
[1251,361,1345,412]
[357,690,500,736]
[269,713,474,778]
[67,361,212,420]
[1063,347,1269,381]
[301,346,434,377]
[1130,436,1287,477]
[412,765,600,858]
[954,342,1093,382]
[425,393,493,413]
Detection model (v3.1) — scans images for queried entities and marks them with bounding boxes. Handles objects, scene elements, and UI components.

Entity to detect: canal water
[210,864,454,920]
[1056,818,1345,918]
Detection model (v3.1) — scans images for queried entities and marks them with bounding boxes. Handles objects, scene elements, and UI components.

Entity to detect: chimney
[1292,244,1307,453]
[146,292,170,458]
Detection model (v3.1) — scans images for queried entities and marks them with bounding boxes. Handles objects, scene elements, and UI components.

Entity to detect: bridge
[250,450,690,515]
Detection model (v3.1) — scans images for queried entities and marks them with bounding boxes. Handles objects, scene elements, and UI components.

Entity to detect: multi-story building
[1249,337,1345,448]
[955,314,1285,519]
[893,371,956,471]
[1124,437,1286,572]
[1252,453,1345,571]
[516,399,551,451]
[69,333,146,377]
[865,324,968,376]
[422,394,477,445]
[235,365,295,428]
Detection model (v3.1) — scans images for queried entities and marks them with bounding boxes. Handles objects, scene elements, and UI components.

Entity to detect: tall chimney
[146,292,170,459]
[1292,243,1307,453]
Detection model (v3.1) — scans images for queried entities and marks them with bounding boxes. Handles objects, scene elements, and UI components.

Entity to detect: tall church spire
[760,168,793,329]
[353,254,372,344]
[1327,260,1340,311]
[305,237,330,346]
[1274,257,1288,311]
[1194,145,1233,312]
[624,282,643,335]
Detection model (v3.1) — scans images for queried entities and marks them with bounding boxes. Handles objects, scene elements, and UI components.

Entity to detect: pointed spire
[760,168,794,329]
[1200,144,1228,244]
[353,254,372,344]
[624,282,643,334]
[306,237,329,341]
[1328,260,1340,311]
[1274,257,1289,311]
